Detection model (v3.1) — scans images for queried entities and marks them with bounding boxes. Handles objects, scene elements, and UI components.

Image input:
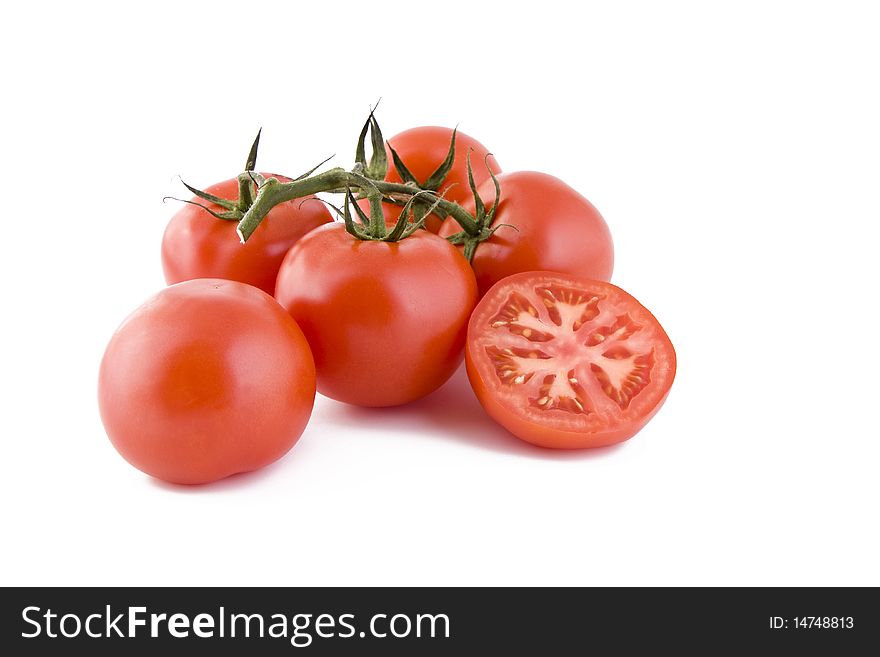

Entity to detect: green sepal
[163,196,242,221]
[465,151,485,222]
[342,189,370,240]
[399,191,445,240]
[442,229,471,246]
[384,202,413,242]
[388,144,418,185]
[348,187,372,227]
[409,202,427,228]
[366,114,388,180]
[179,179,238,211]
[317,198,346,220]
[482,155,502,226]
[244,128,261,172]
[422,127,458,192]
[354,117,369,170]
[294,155,335,181]
[417,191,444,224]
[355,106,388,181]
[464,153,502,232]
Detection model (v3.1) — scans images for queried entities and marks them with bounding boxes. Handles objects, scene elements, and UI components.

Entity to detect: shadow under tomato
[320,363,625,461]
[146,456,289,493]
[148,365,623,494]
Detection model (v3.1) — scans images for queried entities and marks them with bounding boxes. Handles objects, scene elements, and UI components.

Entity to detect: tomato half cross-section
[466,272,676,448]
[98,279,316,484]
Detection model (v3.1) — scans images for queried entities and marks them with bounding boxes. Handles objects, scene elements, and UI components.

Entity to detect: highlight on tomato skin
[464,272,676,449]
[98,279,317,485]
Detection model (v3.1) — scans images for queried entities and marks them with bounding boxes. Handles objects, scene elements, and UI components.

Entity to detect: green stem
[237,169,480,242]
[237,169,349,241]
[375,182,479,234]
[463,239,479,263]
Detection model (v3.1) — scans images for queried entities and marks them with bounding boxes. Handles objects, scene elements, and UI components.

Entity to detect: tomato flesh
[466,272,675,448]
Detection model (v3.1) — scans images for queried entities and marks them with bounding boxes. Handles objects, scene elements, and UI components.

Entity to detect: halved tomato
[465,272,676,448]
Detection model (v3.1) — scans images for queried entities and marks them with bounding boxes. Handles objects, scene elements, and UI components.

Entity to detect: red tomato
[162,174,331,295]
[439,171,614,297]
[274,223,477,407]
[466,272,675,448]
[98,279,316,484]
[366,126,501,232]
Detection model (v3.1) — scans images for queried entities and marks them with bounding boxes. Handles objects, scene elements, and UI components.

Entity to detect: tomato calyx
[168,180,244,222]
[162,130,266,222]
[328,186,440,242]
[389,128,458,195]
[165,128,340,243]
[442,154,511,261]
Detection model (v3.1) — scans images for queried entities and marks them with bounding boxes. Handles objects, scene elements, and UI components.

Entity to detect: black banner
[1,587,875,654]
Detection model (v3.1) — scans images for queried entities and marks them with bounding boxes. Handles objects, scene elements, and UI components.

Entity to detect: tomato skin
[274,223,478,407]
[439,171,614,297]
[465,272,675,449]
[98,279,316,484]
[161,174,332,295]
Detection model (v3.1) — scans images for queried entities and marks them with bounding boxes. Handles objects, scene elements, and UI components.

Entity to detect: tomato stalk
[180,113,495,254]
[236,170,481,243]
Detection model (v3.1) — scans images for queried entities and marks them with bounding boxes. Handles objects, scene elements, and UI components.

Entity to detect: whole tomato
[358,127,501,233]
[162,175,331,295]
[439,171,614,297]
[274,223,478,407]
[98,279,316,485]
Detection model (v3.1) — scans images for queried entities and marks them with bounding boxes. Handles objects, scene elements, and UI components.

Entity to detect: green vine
[177,110,501,259]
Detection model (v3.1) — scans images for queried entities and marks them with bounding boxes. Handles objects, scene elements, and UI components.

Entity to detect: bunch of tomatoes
[98,111,676,485]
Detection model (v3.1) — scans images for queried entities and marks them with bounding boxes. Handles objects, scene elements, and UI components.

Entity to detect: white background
[2,1,878,586]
